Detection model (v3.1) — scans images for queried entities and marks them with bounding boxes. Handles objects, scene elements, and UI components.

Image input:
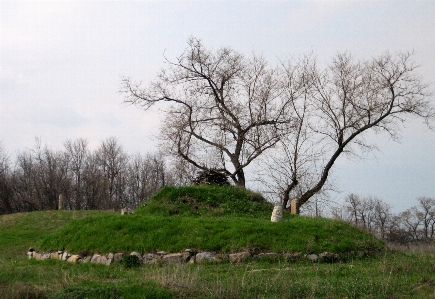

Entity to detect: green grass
[38,185,384,254]
[39,214,384,254]
[0,210,116,257]
[2,250,435,298]
[2,185,434,298]
[135,185,274,217]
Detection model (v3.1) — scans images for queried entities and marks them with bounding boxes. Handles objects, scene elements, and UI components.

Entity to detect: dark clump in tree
[192,169,230,186]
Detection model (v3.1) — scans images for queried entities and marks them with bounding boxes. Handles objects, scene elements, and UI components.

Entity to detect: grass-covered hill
[6,186,435,299]
[37,185,385,255]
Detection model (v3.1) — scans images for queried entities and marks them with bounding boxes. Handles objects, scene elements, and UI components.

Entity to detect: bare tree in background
[0,143,13,214]
[416,197,435,240]
[64,138,89,210]
[126,152,167,209]
[122,37,294,187]
[95,137,129,210]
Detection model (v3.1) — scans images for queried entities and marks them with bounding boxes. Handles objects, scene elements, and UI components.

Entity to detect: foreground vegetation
[3,252,435,299]
[1,186,435,298]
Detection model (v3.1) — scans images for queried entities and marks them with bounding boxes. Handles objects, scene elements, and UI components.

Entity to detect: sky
[1,1,434,213]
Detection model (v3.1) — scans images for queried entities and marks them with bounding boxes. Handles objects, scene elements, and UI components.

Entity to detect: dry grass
[386,241,435,253]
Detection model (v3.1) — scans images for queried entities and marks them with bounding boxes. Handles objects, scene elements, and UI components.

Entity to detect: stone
[271,205,283,222]
[67,255,81,263]
[161,252,190,264]
[195,252,221,263]
[27,251,33,259]
[61,252,70,261]
[290,199,299,214]
[40,253,51,260]
[34,252,41,260]
[100,255,108,265]
[114,253,124,263]
[306,254,318,262]
[91,254,101,264]
[106,253,114,265]
[143,253,160,264]
[28,247,35,252]
[228,252,250,263]
[81,256,91,263]
[319,252,339,263]
[51,252,59,260]
[129,252,143,263]
[157,251,167,256]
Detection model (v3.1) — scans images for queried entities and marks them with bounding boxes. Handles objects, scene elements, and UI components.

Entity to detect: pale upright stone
[271,205,283,222]
[290,199,299,215]
[58,194,64,210]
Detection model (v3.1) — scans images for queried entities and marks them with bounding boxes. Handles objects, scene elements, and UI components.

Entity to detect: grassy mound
[39,213,384,254]
[1,210,433,299]
[135,185,273,217]
[37,185,385,254]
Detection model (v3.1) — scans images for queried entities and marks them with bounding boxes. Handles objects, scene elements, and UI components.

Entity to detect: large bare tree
[122,38,293,187]
[123,38,433,209]
[262,52,433,211]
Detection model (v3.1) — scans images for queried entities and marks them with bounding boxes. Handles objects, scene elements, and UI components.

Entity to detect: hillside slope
[36,185,385,254]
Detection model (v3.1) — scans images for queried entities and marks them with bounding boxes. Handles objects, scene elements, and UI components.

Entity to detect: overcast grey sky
[1,1,434,212]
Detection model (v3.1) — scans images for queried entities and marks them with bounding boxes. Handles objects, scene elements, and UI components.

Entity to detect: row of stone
[27,247,366,265]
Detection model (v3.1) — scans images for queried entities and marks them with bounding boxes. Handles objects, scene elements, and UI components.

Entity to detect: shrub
[121,255,141,269]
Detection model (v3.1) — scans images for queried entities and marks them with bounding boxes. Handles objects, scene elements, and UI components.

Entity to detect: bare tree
[64,138,89,210]
[399,207,423,242]
[125,152,167,209]
[273,52,433,211]
[372,197,393,240]
[95,137,129,210]
[13,139,70,211]
[416,197,435,240]
[0,142,13,214]
[122,37,293,187]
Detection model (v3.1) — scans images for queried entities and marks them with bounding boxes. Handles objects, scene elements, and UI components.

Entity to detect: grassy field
[1,186,435,298]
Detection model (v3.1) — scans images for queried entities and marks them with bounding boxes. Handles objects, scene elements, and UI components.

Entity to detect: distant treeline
[304,194,435,245]
[0,137,195,214]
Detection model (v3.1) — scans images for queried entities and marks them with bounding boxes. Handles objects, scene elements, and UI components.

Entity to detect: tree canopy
[122,38,433,210]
